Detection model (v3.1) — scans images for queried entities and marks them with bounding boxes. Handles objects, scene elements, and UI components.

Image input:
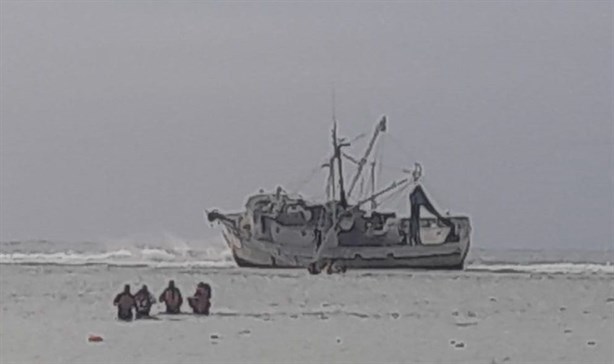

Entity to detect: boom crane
[347,116,387,199]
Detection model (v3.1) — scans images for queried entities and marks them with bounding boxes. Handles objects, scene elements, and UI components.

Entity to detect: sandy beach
[1,264,612,364]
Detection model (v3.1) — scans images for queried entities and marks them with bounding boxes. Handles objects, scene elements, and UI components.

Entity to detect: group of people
[113,280,212,321]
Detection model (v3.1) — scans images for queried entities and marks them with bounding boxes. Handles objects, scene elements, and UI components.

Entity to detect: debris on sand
[88,335,103,343]
[455,322,478,327]
[450,339,466,348]
[453,310,479,327]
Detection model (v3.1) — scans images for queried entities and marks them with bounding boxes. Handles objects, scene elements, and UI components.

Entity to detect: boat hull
[222,222,471,270]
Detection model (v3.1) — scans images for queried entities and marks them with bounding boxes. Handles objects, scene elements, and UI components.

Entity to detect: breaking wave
[464,248,614,274]
[467,263,613,275]
[0,238,611,274]
[0,249,235,268]
[0,235,235,268]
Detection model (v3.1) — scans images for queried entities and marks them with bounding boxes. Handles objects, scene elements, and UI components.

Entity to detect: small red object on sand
[88,335,103,343]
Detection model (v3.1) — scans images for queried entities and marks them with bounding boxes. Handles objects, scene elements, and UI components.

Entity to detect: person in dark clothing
[159,280,182,314]
[188,282,212,315]
[134,284,156,319]
[113,284,136,321]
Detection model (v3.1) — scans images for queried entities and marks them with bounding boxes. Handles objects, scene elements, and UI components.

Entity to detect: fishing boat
[207,115,471,273]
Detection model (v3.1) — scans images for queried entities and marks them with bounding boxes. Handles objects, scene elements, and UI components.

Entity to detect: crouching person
[159,280,183,314]
[134,284,156,319]
[113,284,135,321]
[188,282,212,315]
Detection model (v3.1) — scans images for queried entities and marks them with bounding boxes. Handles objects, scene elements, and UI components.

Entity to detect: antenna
[332,84,336,123]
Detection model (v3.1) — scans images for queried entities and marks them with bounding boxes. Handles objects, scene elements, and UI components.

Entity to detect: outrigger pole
[354,177,410,209]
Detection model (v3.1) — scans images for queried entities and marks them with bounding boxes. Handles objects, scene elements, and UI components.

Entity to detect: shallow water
[1,265,612,363]
[1,239,612,274]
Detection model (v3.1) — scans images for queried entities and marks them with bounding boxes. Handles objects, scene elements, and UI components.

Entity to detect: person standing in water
[134,284,156,319]
[113,284,136,321]
[159,280,183,314]
[188,282,212,315]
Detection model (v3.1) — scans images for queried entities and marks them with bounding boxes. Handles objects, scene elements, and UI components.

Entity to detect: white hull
[221,218,471,270]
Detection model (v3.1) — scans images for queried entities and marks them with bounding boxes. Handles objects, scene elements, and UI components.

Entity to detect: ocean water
[2,238,613,363]
[1,238,612,274]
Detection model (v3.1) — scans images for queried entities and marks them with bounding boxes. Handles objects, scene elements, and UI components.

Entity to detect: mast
[326,87,337,203]
[323,159,334,201]
[327,87,349,208]
[333,122,350,208]
[347,116,387,199]
[329,157,335,203]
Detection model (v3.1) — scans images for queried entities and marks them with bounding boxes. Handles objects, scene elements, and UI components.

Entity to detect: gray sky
[1,1,612,250]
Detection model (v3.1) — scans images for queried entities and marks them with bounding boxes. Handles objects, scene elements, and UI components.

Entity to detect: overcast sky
[1,1,612,250]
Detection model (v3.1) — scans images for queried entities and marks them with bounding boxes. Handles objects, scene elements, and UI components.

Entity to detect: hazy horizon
[1,1,612,250]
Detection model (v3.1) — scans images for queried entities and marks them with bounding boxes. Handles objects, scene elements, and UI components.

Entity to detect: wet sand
[0,265,612,364]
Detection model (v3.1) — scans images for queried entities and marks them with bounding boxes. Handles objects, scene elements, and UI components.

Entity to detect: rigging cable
[377,181,412,209]
[385,133,416,164]
[419,176,452,215]
[285,158,329,195]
